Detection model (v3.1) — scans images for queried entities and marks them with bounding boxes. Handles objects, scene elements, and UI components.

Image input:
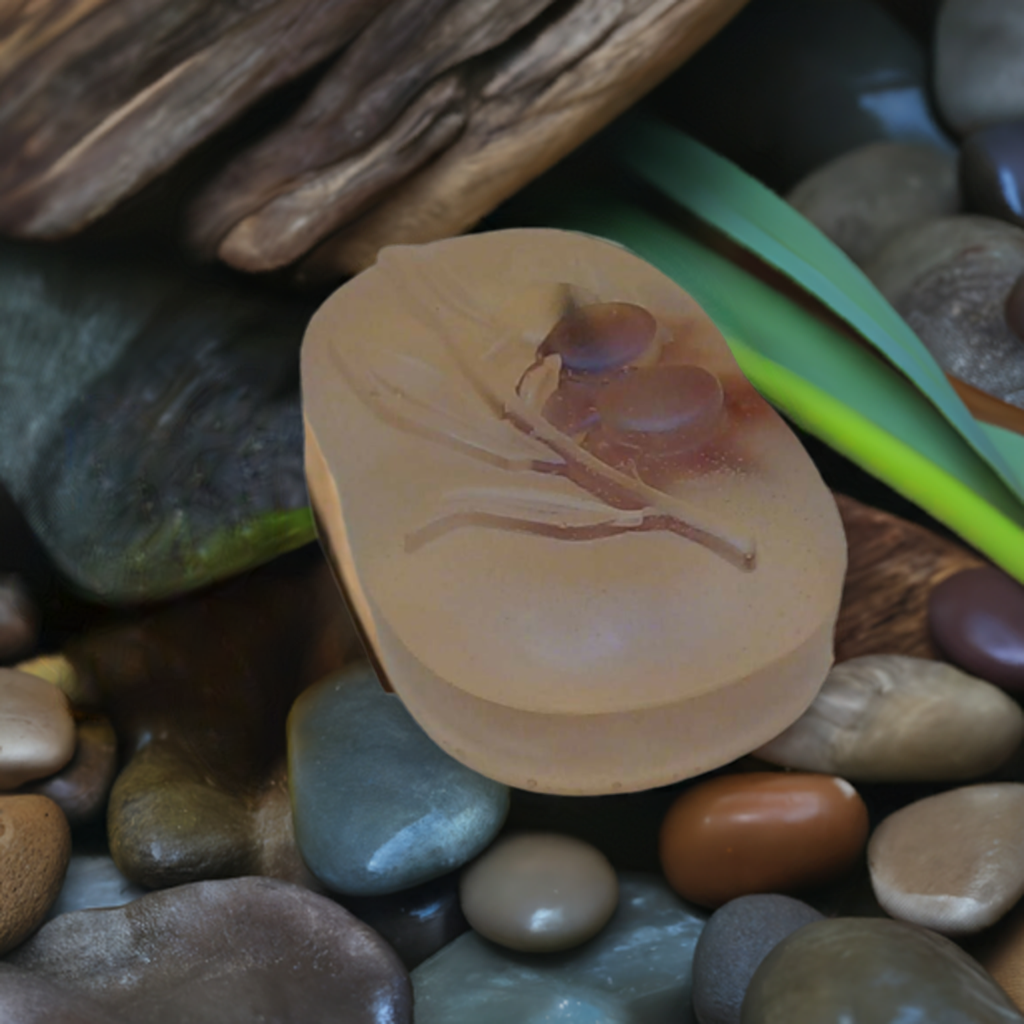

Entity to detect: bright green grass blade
[517,189,1024,579]
[606,113,1024,502]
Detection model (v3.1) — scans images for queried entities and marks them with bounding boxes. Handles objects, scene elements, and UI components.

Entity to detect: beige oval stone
[302,228,846,794]
[755,655,1024,781]
[868,783,1024,935]
[0,668,76,789]
[460,832,618,952]
[0,795,71,955]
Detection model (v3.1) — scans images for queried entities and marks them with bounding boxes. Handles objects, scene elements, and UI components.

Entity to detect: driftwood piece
[833,492,985,661]
[0,0,747,277]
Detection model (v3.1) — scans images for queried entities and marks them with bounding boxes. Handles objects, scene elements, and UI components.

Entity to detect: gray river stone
[288,663,509,896]
[412,872,706,1024]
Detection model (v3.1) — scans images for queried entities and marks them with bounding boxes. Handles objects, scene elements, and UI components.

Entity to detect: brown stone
[302,229,846,795]
[868,783,1024,935]
[460,832,618,952]
[659,772,869,908]
[0,668,76,789]
[0,795,71,955]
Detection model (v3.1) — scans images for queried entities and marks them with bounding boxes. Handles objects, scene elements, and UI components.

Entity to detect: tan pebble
[460,832,618,952]
[755,655,1024,782]
[659,772,869,908]
[972,898,1024,1012]
[868,782,1024,935]
[0,795,71,955]
[0,669,76,789]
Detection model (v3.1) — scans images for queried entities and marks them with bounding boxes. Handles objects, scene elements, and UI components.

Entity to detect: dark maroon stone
[961,119,1024,230]
[929,566,1024,690]
[0,574,38,662]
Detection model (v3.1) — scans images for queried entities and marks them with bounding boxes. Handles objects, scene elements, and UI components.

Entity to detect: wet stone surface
[288,664,509,896]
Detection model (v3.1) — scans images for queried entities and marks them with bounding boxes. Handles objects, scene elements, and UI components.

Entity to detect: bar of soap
[301,229,846,795]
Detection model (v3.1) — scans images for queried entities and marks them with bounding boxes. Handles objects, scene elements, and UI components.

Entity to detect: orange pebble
[658,771,869,908]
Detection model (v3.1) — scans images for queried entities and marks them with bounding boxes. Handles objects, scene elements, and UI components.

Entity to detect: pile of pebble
[662,0,1024,412]
[0,557,1022,1022]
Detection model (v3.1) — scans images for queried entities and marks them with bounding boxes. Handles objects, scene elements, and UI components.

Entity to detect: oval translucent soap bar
[302,229,847,795]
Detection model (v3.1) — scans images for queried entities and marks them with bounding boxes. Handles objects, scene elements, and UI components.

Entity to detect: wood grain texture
[833,492,985,662]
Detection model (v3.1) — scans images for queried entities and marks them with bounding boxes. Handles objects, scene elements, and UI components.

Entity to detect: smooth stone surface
[460,832,618,952]
[868,783,1024,935]
[972,898,1024,1013]
[929,566,1024,690]
[412,873,706,1024]
[22,716,117,825]
[787,142,959,266]
[0,964,119,1024]
[865,215,1024,407]
[0,574,38,662]
[656,0,952,190]
[0,795,70,955]
[962,119,1024,230]
[755,654,1024,781]
[45,854,148,922]
[83,550,353,889]
[7,877,412,1024]
[659,772,869,908]
[935,0,1024,135]
[289,664,509,896]
[692,894,824,1024]
[0,668,76,789]
[340,869,469,971]
[742,917,1023,1023]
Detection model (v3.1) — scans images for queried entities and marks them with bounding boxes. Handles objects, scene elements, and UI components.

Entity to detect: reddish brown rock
[0,795,71,955]
[658,772,869,908]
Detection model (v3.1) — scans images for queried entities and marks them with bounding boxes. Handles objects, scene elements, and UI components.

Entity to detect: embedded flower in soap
[302,228,847,794]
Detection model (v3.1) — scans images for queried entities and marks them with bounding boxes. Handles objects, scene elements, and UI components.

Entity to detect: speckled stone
[868,783,1024,935]
[0,668,76,789]
[741,917,1023,1022]
[412,873,706,1024]
[340,870,469,971]
[787,142,959,266]
[929,566,1024,691]
[656,0,952,189]
[692,894,824,1024]
[460,832,618,952]
[45,853,148,922]
[22,716,117,825]
[8,876,412,1024]
[0,795,70,955]
[288,664,509,896]
[755,655,1024,781]
[935,0,1024,135]
[659,773,869,908]
[0,964,117,1024]
[864,215,1024,407]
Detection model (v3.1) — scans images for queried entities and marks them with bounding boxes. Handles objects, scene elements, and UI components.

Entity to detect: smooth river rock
[45,853,148,922]
[7,876,413,1024]
[692,894,824,1024]
[868,783,1024,935]
[754,654,1024,781]
[659,772,869,908]
[962,119,1024,230]
[864,215,1024,407]
[935,0,1024,135]
[0,668,76,789]
[0,574,38,662]
[929,566,1024,691]
[741,917,1023,1023]
[656,0,951,190]
[288,664,509,896]
[0,795,70,955]
[460,832,618,953]
[787,142,959,267]
[412,873,706,1024]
